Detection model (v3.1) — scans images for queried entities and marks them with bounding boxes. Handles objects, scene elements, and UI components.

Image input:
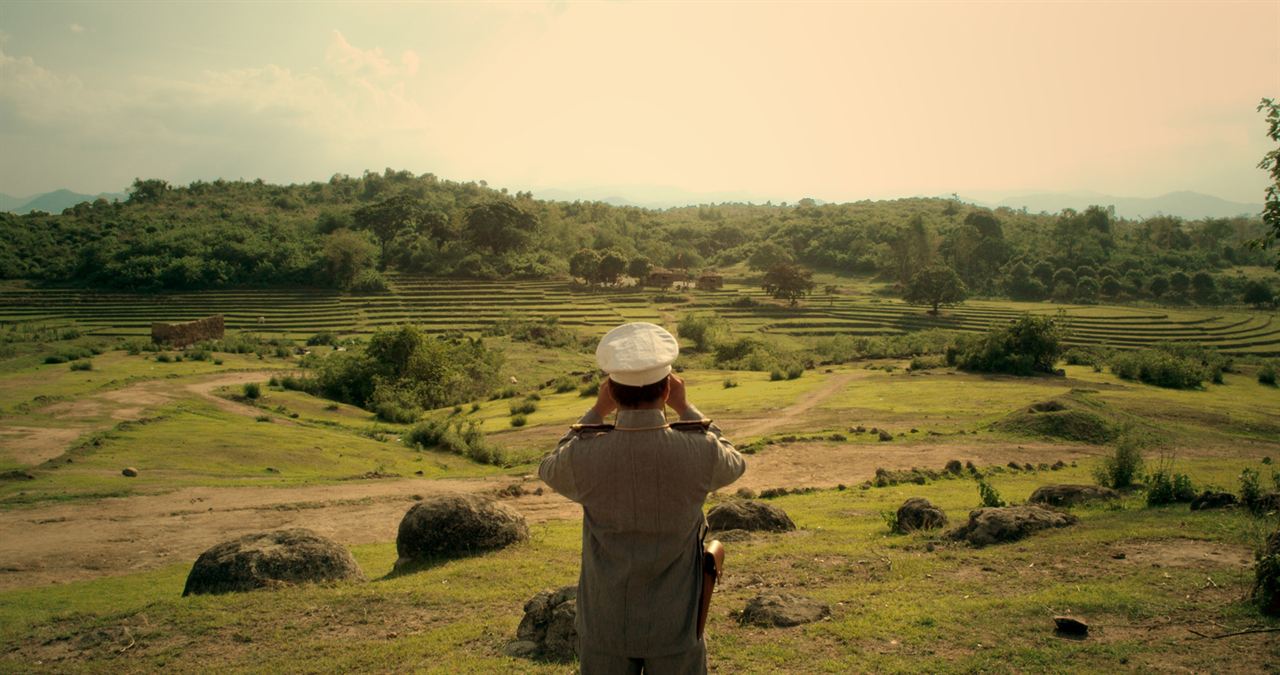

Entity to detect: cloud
[69,23,85,33]
[0,33,432,193]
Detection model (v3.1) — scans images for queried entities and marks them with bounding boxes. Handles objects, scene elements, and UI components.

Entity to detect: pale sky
[1,1,1277,203]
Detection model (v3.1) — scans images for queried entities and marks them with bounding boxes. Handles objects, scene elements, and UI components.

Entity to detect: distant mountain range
[0,189,128,215]
[965,190,1262,220]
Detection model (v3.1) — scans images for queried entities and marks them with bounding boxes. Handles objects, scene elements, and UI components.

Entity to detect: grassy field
[0,278,1278,673]
[1,460,1276,673]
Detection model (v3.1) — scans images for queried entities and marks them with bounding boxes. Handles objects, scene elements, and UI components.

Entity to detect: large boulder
[395,494,528,570]
[505,586,578,661]
[182,528,363,596]
[894,497,948,533]
[948,505,1078,547]
[1028,484,1120,508]
[1190,491,1238,511]
[739,593,831,627]
[706,500,795,533]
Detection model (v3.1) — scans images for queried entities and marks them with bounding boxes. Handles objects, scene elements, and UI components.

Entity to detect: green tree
[569,248,601,285]
[597,249,628,286]
[1075,276,1100,303]
[1148,275,1170,298]
[1243,279,1275,308]
[464,201,539,255]
[127,178,170,204]
[1253,98,1280,267]
[1170,270,1191,296]
[1191,271,1216,304]
[1004,261,1046,300]
[904,264,967,314]
[761,262,816,306]
[1100,275,1122,298]
[354,194,422,268]
[748,241,793,272]
[322,229,377,289]
[627,256,653,284]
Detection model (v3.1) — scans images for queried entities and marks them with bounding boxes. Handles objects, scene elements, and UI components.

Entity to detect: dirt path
[733,372,857,438]
[0,371,286,469]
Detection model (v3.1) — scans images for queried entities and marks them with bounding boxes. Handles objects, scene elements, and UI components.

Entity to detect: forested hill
[0,170,1272,305]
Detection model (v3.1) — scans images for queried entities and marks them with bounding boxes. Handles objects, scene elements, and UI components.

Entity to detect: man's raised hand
[666,374,690,416]
[592,378,618,418]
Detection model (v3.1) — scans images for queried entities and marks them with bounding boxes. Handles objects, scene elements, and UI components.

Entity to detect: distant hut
[646,269,688,288]
[695,273,724,291]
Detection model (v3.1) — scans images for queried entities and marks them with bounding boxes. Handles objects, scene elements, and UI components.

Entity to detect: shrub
[1094,434,1145,489]
[1240,468,1265,515]
[769,369,784,381]
[1145,458,1196,506]
[44,355,67,364]
[1062,347,1105,367]
[510,414,528,428]
[1256,526,1280,616]
[484,316,579,349]
[578,380,600,397]
[785,364,804,380]
[156,353,173,363]
[1260,364,1278,386]
[242,382,262,400]
[723,378,738,389]
[551,376,578,393]
[307,331,339,347]
[349,269,388,292]
[677,313,727,352]
[255,415,272,423]
[404,419,504,465]
[1109,348,1209,389]
[369,384,423,423]
[955,315,1065,376]
[509,399,538,415]
[908,355,946,371]
[70,360,93,371]
[213,358,223,365]
[976,476,1005,507]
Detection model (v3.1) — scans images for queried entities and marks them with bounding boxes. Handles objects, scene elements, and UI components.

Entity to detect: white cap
[596,322,680,386]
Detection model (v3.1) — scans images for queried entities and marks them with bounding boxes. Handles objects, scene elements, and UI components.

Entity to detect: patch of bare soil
[1116,539,1253,570]
[0,426,86,466]
[734,373,858,438]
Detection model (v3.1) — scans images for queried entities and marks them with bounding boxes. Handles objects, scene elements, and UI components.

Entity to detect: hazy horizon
[2,1,1277,203]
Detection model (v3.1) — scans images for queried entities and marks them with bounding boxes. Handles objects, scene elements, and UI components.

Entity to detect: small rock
[877,430,893,442]
[947,505,1078,547]
[503,640,540,658]
[736,486,758,500]
[740,593,831,627]
[894,497,948,533]
[1111,552,1126,560]
[1053,616,1089,637]
[122,467,139,478]
[1029,485,1121,508]
[414,470,424,476]
[1190,491,1238,511]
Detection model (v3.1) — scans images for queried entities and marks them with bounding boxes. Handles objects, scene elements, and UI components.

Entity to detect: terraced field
[0,275,1277,355]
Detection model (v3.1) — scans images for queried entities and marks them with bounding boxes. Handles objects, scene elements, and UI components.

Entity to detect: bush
[70,360,93,371]
[156,353,174,363]
[1094,434,1145,489]
[1062,347,1105,367]
[677,313,727,352]
[404,419,504,465]
[955,315,1065,376]
[578,380,600,398]
[1241,468,1265,515]
[43,355,67,364]
[1260,364,1278,386]
[723,378,738,389]
[509,399,538,415]
[908,355,946,371]
[976,476,1005,507]
[349,269,388,292]
[242,382,262,400]
[769,369,784,381]
[1145,458,1196,506]
[510,414,528,428]
[785,364,804,380]
[551,376,578,393]
[369,383,423,423]
[307,331,338,347]
[1109,347,1210,389]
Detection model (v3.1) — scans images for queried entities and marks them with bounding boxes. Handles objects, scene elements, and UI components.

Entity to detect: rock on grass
[507,586,578,661]
[1028,484,1120,508]
[707,500,796,533]
[394,494,528,571]
[947,505,1078,547]
[894,497,948,532]
[182,528,363,596]
[739,593,831,627]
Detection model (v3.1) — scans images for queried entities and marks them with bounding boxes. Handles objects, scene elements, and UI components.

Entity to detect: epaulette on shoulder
[570,423,615,435]
[670,418,713,432]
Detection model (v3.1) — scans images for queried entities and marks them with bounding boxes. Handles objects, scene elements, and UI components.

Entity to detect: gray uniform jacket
[539,405,745,657]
